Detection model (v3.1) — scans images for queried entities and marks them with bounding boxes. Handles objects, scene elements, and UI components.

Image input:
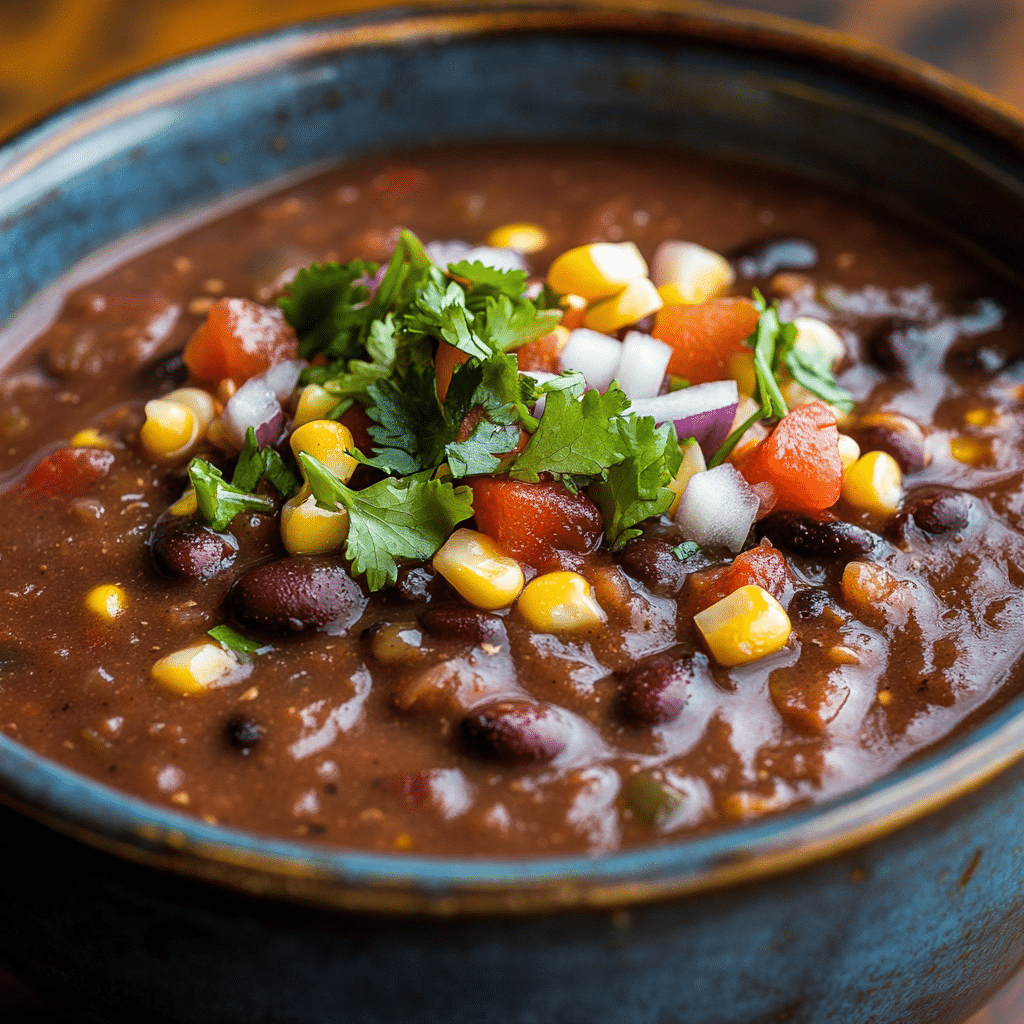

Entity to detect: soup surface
[2,145,1023,857]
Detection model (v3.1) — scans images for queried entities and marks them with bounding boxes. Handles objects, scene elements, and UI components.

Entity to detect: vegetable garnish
[672,541,701,560]
[232,427,301,498]
[189,458,274,531]
[208,625,273,658]
[300,453,475,591]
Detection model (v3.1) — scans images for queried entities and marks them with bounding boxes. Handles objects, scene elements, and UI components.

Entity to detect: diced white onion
[613,331,673,401]
[263,359,306,402]
[425,240,527,273]
[223,376,283,450]
[559,329,623,392]
[674,464,760,552]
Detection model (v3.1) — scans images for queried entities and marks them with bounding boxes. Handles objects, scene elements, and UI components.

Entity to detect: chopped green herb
[300,453,474,591]
[208,625,272,658]
[232,427,300,498]
[672,541,701,560]
[189,458,275,531]
[785,345,854,412]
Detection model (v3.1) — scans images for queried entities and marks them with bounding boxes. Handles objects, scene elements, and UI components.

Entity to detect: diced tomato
[688,539,793,614]
[22,447,115,499]
[435,341,470,404]
[516,330,565,374]
[652,297,760,383]
[470,477,604,569]
[183,298,298,385]
[739,401,843,513]
[371,166,431,201]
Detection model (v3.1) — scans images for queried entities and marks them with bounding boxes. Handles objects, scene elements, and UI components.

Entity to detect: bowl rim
[4,0,1024,916]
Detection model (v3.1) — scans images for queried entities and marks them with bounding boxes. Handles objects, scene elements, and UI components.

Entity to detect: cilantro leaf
[672,541,701,560]
[279,261,376,360]
[364,364,448,474]
[189,458,274,531]
[208,625,272,658]
[448,261,528,305]
[300,454,474,591]
[590,416,677,552]
[302,315,400,407]
[785,345,854,412]
[509,379,630,482]
[231,427,300,498]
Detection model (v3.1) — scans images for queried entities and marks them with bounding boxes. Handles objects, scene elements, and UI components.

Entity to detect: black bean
[945,343,1011,376]
[615,314,655,339]
[618,538,709,596]
[865,319,927,375]
[391,564,446,603]
[848,416,929,475]
[419,605,505,646]
[225,716,264,754]
[758,511,890,560]
[733,237,818,279]
[461,700,572,765]
[618,650,707,727]
[788,589,837,621]
[150,515,238,581]
[893,487,972,539]
[231,556,366,633]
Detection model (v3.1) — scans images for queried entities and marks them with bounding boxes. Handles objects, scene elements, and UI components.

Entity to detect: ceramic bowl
[3,4,1024,1022]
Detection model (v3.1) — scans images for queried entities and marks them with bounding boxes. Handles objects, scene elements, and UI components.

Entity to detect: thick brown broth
[2,144,1024,856]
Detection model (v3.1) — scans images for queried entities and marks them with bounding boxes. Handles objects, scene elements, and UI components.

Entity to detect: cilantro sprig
[208,625,272,658]
[300,453,474,591]
[188,459,275,531]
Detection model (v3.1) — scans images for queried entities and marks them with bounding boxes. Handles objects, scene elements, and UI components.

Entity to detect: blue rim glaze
[1,3,1024,908]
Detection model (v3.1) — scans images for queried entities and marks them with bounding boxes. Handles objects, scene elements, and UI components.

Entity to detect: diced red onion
[559,329,623,392]
[262,359,306,402]
[613,331,673,401]
[223,376,283,450]
[627,379,739,457]
[674,464,760,552]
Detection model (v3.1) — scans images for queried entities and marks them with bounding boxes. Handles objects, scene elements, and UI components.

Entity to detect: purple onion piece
[628,380,739,458]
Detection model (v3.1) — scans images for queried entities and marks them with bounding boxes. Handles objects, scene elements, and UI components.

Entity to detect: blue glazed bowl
[4,4,1024,1022]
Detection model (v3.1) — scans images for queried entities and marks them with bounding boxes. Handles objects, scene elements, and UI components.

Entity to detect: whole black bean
[150,515,238,581]
[461,700,572,765]
[848,415,929,475]
[618,538,710,596]
[866,319,928,375]
[893,487,972,539]
[945,343,1011,376]
[758,511,890,561]
[419,605,506,646]
[231,556,366,633]
[225,716,264,754]
[618,650,707,727]
[733,237,818,279]
[788,588,837,622]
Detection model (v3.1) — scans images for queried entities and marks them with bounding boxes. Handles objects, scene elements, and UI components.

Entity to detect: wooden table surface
[3,1,1024,1021]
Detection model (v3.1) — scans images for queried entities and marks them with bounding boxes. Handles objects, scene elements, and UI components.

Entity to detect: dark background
[2,0,1024,1020]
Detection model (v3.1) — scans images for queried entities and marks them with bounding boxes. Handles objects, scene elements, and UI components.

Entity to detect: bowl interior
[3,1,1024,908]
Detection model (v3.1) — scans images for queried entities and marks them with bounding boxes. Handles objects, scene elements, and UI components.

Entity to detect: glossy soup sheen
[2,145,1024,857]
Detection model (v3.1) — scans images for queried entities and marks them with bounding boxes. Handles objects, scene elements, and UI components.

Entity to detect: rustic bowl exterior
[3,5,1024,1023]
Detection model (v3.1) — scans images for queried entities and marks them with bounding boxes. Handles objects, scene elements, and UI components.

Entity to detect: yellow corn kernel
[168,488,198,516]
[70,428,114,450]
[727,349,757,397]
[294,384,339,427]
[517,571,606,632]
[836,434,861,471]
[666,439,707,518]
[583,277,663,334]
[290,419,357,483]
[964,406,998,427]
[486,222,549,254]
[694,584,791,667]
[164,387,217,434]
[151,642,246,697]
[950,435,991,465]
[841,450,902,519]
[433,528,524,610]
[547,242,648,300]
[280,488,350,555]
[651,241,734,303]
[85,583,127,621]
[140,399,197,461]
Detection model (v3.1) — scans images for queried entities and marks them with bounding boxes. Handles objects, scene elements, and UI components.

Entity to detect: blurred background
[3,0,1024,1020]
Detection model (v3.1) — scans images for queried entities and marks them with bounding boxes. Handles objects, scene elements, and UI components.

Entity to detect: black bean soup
[1,145,1023,857]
